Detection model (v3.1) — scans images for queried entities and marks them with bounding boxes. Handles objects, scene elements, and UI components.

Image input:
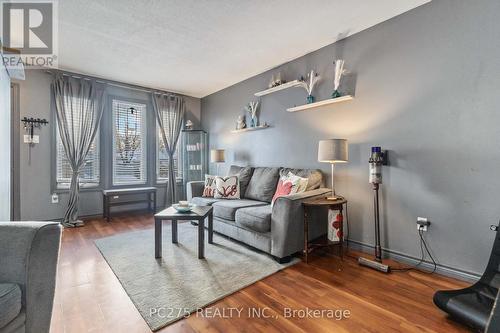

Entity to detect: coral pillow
[214,176,240,199]
[202,175,217,197]
[271,180,294,206]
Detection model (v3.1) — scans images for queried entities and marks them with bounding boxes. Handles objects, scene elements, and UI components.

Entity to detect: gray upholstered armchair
[0,222,61,333]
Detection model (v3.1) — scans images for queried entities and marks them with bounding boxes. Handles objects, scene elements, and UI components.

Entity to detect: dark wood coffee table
[154,206,213,259]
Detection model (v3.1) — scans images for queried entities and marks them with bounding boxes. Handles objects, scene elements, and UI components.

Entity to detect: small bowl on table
[173,202,193,213]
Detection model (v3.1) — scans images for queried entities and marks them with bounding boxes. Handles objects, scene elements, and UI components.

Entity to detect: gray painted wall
[16,70,201,221]
[0,63,11,220]
[201,0,500,276]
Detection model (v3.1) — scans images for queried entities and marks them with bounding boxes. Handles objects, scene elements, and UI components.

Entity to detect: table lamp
[210,149,225,175]
[318,139,348,200]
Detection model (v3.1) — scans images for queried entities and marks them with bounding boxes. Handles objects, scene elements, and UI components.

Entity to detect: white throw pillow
[202,174,217,197]
[214,176,240,199]
[286,172,309,194]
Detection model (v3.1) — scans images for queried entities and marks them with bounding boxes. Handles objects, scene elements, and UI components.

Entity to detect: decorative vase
[331,90,341,98]
[307,95,315,104]
[250,118,256,127]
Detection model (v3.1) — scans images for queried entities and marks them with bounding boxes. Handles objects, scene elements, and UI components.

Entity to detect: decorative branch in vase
[332,59,347,98]
[244,101,259,127]
[298,70,321,104]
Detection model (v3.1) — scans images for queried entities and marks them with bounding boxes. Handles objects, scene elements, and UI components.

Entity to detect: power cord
[343,207,437,274]
[392,226,437,274]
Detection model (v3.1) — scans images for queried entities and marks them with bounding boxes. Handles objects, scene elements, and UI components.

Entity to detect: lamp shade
[210,149,225,163]
[318,139,348,163]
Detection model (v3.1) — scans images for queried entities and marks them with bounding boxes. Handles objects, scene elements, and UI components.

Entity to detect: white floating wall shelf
[254,80,302,97]
[231,124,270,133]
[286,95,353,112]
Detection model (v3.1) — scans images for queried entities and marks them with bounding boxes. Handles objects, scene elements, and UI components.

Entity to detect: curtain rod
[43,69,185,97]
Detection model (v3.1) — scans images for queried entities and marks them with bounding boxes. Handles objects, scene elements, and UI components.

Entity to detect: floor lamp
[318,139,348,200]
[210,149,225,175]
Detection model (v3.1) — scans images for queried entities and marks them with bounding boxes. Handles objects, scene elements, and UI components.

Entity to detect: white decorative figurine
[236,115,246,130]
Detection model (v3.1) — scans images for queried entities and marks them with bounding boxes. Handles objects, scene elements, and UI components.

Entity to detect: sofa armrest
[0,222,61,333]
[270,188,331,258]
[186,181,205,200]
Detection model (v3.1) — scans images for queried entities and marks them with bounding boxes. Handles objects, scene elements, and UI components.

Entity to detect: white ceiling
[58,0,430,98]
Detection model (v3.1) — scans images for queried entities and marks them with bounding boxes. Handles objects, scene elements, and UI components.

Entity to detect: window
[112,99,147,185]
[156,127,182,183]
[56,98,100,189]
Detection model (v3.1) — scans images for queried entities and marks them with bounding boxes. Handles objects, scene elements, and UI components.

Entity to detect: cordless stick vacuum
[358,147,391,273]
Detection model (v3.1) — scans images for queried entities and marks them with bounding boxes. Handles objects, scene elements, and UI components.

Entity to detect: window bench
[102,187,157,222]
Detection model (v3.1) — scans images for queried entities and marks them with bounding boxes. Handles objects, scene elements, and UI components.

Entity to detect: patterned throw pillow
[202,175,217,197]
[214,176,240,199]
[286,172,309,194]
[271,179,294,206]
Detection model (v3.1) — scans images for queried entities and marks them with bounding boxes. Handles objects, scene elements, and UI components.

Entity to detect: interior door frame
[11,83,20,220]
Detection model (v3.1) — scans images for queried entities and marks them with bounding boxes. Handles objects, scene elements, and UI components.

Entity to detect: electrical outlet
[417,217,430,231]
[51,193,59,204]
[417,225,428,231]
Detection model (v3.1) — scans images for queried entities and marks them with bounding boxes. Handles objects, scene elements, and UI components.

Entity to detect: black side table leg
[102,194,107,221]
[106,197,111,222]
[198,218,205,259]
[208,212,213,244]
[172,219,178,244]
[155,218,162,258]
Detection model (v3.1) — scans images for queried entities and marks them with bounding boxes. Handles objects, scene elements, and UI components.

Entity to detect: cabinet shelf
[254,80,302,97]
[286,95,353,112]
[231,125,270,133]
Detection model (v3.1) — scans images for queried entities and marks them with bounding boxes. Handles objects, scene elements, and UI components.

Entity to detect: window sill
[156,179,184,186]
[53,185,102,194]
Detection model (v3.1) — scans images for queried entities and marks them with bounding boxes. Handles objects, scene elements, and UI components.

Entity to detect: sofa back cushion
[244,167,280,202]
[228,165,254,196]
[279,168,323,190]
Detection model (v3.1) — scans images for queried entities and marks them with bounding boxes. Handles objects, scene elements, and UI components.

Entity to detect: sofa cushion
[244,167,280,202]
[279,168,323,190]
[228,165,254,196]
[190,196,221,206]
[212,199,268,221]
[0,283,22,328]
[235,205,272,233]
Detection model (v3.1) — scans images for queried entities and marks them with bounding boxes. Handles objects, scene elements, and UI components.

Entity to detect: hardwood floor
[51,213,470,333]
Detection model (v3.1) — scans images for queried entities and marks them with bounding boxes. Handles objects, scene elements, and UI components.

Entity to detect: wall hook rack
[21,117,49,140]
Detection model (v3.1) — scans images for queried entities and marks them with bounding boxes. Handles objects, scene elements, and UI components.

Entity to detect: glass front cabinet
[181,130,207,190]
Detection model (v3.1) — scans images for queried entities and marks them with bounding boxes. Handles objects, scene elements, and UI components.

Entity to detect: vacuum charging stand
[358,147,390,273]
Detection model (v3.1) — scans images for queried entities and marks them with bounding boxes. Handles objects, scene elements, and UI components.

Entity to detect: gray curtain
[52,74,105,227]
[152,93,185,206]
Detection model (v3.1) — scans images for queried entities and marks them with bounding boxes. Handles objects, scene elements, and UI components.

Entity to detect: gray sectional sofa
[187,165,330,262]
[0,222,61,333]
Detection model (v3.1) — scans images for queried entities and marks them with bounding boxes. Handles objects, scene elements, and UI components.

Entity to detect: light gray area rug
[95,223,298,331]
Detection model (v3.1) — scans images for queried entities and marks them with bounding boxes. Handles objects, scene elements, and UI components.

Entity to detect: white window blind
[156,126,182,183]
[112,99,147,185]
[56,98,100,188]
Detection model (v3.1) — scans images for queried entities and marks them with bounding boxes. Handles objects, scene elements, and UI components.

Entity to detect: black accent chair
[433,223,500,332]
